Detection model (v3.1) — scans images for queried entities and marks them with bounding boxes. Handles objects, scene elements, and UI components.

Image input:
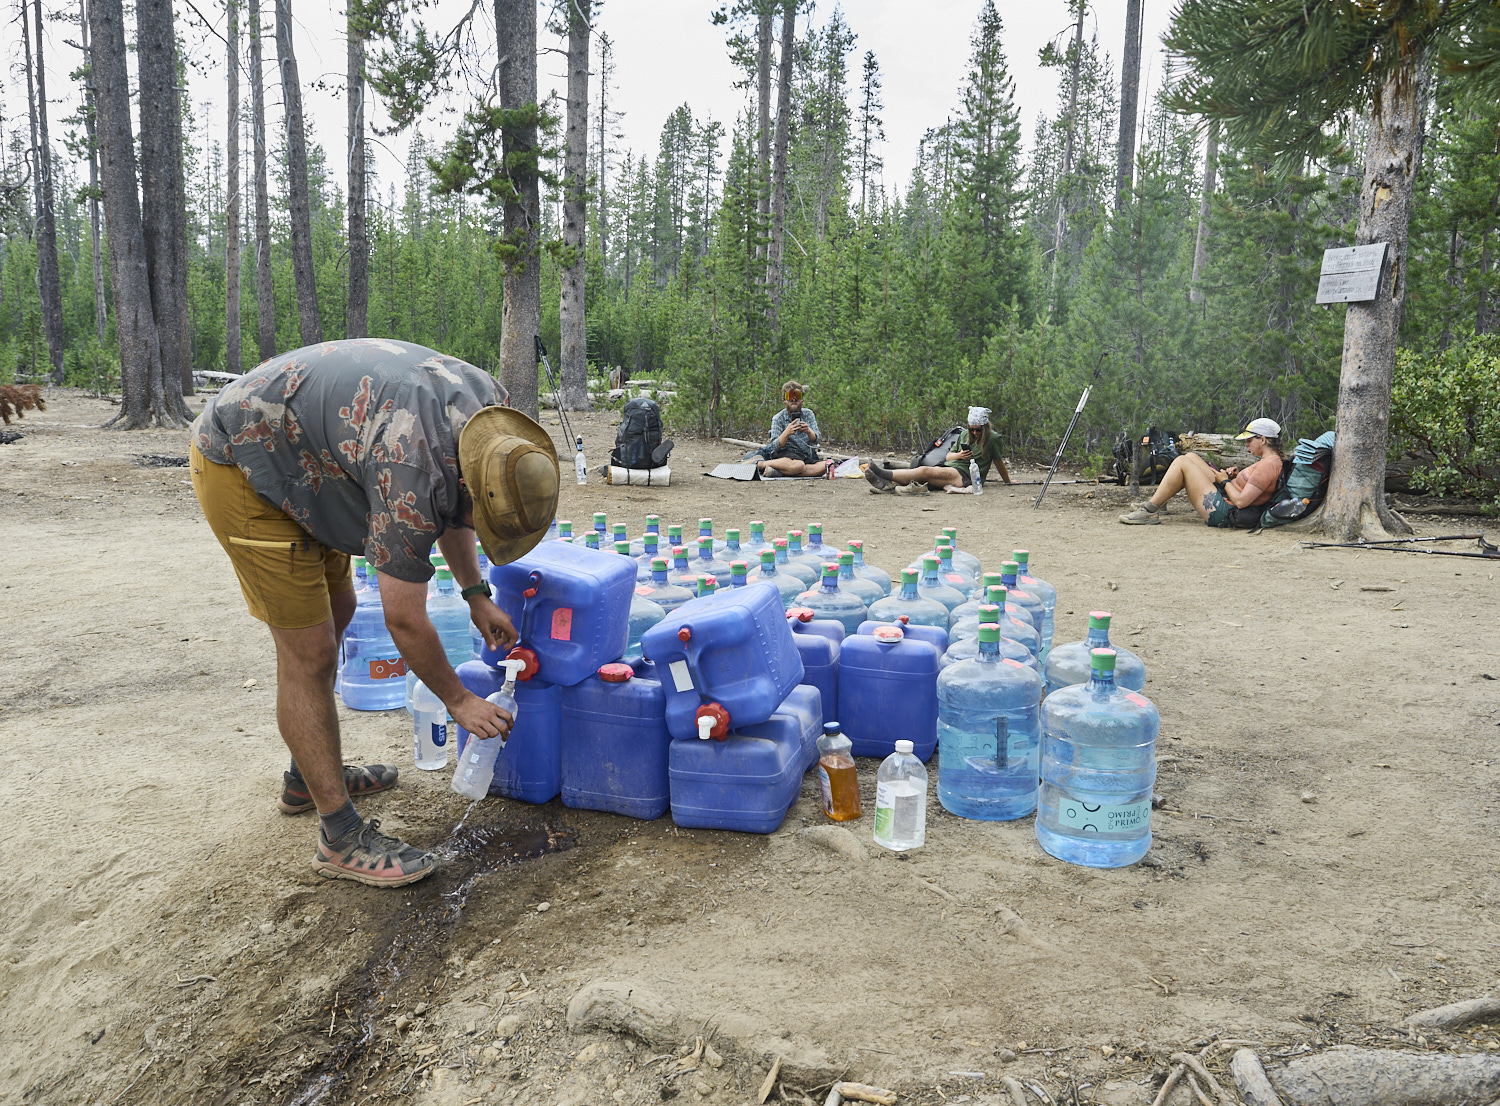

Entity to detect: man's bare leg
[269,619,348,816]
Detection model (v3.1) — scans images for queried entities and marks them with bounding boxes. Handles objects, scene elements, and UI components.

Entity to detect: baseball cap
[1235,417,1281,440]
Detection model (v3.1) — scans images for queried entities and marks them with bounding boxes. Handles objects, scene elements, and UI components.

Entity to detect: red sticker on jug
[550,608,574,640]
[1125,692,1149,707]
[946,573,966,584]
[634,585,654,597]
[369,657,407,680]
[1002,658,1025,669]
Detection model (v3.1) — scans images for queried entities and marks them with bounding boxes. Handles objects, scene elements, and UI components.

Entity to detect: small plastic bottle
[873,739,927,851]
[411,679,450,770]
[574,436,587,484]
[970,458,982,494]
[816,722,861,821]
[451,660,523,799]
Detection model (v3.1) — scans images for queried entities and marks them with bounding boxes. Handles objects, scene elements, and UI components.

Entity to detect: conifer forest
[2,0,1499,516]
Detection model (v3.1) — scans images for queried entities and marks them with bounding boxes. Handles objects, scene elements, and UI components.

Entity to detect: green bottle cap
[977,604,1000,620]
[935,534,951,547]
[1089,611,1111,630]
[353,556,366,570]
[750,520,765,533]
[698,537,713,552]
[760,550,775,563]
[731,561,748,576]
[614,523,627,538]
[902,569,918,584]
[983,572,1004,587]
[699,518,713,527]
[810,523,823,535]
[615,541,631,555]
[651,558,668,571]
[698,576,716,594]
[848,538,863,550]
[1013,549,1030,563]
[726,529,740,542]
[838,551,854,565]
[788,529,803,541]
[922,555,939,570]
[943,526,958,539]
[435,568,453,580]
[1090,648,1118,674]
[558,520,573,535]
[822,563,838,577]
[593,512,607,526]
[646,514,660,526]
[977,623,1001,643]
[987,585,1008,604]
[669,524,683,538]
[1001,560,1020,575]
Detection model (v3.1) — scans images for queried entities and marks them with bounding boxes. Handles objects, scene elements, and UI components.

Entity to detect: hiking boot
[278,763,399,815]
[1118,506,1161,525]
[312,817,439,888]
[864,463,894,491]
[895,482,930,496]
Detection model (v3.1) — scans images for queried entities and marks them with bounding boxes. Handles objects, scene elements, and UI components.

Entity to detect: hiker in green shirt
[865,406,1012,493]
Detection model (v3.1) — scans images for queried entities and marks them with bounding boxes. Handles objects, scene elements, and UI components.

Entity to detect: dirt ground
[2,390,1498,1106]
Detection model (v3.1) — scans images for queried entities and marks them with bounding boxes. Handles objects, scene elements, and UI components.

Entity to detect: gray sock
[321,800,361,843]
[1144,501,1160,513]
[288,758,302,780]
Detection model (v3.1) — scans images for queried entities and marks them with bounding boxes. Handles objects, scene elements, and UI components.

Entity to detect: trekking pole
[534,336,576,447]
[1298,533,1482,549]
[1034,358,1105,509]
[1299,535,1497,559]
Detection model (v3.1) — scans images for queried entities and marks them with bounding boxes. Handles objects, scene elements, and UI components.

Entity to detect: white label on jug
[669,660,694,693]
[1054,797,1150,833]
[873,782,895,840]
[1005,732,1037,772]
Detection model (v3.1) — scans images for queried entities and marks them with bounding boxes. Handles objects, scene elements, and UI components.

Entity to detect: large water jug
[339,556,373,698]
[846,540,892,597]
[917,556,967,613]
[340,572,407,710]
[667,714,805,834]
[835,552,885,608]
[451,659,524,799]
[666,545,700,591]
[629,515,662,556]
[795,563,869,635]
[838,624,941,760]
[723,529,746,563]
[866,569,950,631]
[857,617,948,653]
[773,538,819,588]
[487,540,636,685]
[937,624,1044,820]
[755,550,804,610]
[950,586,1041,657]
[697,518,728,555]
[632,533,661,581]
[407,567,474,712]
[804,523,835,564]
[664,523,685,552]
[789,611,840,735]
[546,518,562,541]
[470,541,492,657]
[743,520,771,555]
[933,544,981,599]
[455,659,563,803]
[691,536,735,588]
[726,560,753,590]
[940,527,983,578]
[625,592,666,662]
[1044,611,1146,695]
[560,663,672,819]
[873,740,927,852]
[411,678,450,770]
[641,583,805,741]
[1036,648,1157,867]
[1012,550,1057,658]
[785,530,825,573]
[770,683,823,771]
[940,605,1037,672]
[949,572,1004,627]
[997,562,1044,634]
[637,557,696,615]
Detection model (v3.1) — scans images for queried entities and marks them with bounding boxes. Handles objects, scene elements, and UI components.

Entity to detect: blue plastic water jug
[773,683,824,770]
[774,538,819,588]
[486,539,636,685]
[917,556,967,613]
[756,550,807,610]
[836,552,886,607]
[455,660,563,803]
[857,617,948,654]
[1012,550,1057,658]
[789,612,840,737]
[668,715,805,834]
[846,540,892,597]
[794,563,869,635]
[340,571,408,710]
[636,557,695,615]
[641,583,805,742]
[560,662,672,819]
[1043,611,1146,695]
[1036,649,1157,867]
[837,624,942,760]
[937,624,1044,820]
[866,569,950,631]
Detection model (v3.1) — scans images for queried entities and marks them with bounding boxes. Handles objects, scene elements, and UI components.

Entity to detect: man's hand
[450,691,513,741]
[467,595,518,653]
[948,447,973,462]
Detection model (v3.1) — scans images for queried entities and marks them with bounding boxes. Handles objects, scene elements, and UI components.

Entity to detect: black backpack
[911,426,966,469]
[1111,427,1179,485]
[611,397,673,470]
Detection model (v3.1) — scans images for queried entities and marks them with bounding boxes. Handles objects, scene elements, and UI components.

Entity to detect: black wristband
[461,582,491,601]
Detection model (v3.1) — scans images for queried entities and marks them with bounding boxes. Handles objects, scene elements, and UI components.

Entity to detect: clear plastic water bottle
[743,520,771,554]
[998,561,1044,634]
[638,557,695,615]
[728,560,750,588]
[693,536,735,587]
[846,539,892,597]
[1044,611,1146,695]
[667,545,699,591]
[940,604,1037,673]
[592,512,609,541]
[411,679,450,770]
[1012,550,1057,659]
[950,586,1040,657]
[470,540,491,658]
[574,436,587,484]
[1036,649,1157,867]
[866,568,950,630]
[937,624,1043,820]
[940,528,983,578]
[917,555,966,613]
[836,551,885,607]
[948,572,1004,626]
[785,530,825,573]
[873,739,927,852]
[617,543,666,660]
[408,568,474,713]
[698,518,728,554]
[969,459,982,494]
[934,544,980,599]
[630,515,661,556]
[754,549,804,610]
[633,532,662,580]
[452,660,523,799]
[795,563,869,635]
[805,522,834,561]
[773,537,819,588]
[724,528,744,560]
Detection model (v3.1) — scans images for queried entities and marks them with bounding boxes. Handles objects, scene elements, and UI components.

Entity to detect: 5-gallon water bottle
[574,437,587,484]
[452,660,524,799]
[937,624,1043,820]
[727,560,751,588]
[667,546,698,591]
[744,520,771,554]
[934,544,980,600]
[638,557,696,615]
[816,722,861,821]
[950,586,1040,657]
[949,572,1004,627]
[940,528,982,578]
[917,555,967,613]
[583,532,601,550]
[408,568,474,712]
[866,568,950,630]
[698,518,728,554]
[693,536,734,587]
[612,523,629,552]
[846,540,892,597]
[805,523,834,563]
[555,519,573,542]
[785,530,825,573]
[796,563,869,635]
[1044,611,1146,694]
[1012,550,1057,659]
[617,542,666,661]
[630,515,662,556]
[695,575,719,598]
[723,529,744,561]
[1036,649,1157,867]
[998,562,1044,633]
[773,538,819,588]
[592,512,609,541]
[836,551,885,607]
[340,571,408,711]
[411,679,450,770]
[755,549,804,610]
[665,523,684,551]
[633,532,662,580]
[873,740,927,852]
[940,604,1037,674]
[471,541,492,658]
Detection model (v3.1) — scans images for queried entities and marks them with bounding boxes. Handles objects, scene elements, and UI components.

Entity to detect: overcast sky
[4,0,1174,208]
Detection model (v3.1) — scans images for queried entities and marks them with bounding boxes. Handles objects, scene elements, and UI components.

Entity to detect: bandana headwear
[967,406,991,427]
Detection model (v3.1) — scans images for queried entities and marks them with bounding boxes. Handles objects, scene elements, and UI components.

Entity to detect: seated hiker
[864,406,1012,493]
[1119,417,1285,526]
[757,381,828,477]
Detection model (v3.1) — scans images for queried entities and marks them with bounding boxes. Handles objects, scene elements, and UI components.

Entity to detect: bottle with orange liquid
[816,722,861,821]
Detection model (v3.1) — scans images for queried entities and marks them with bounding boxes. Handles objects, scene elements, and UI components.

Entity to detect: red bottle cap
[787,608,815,623]
[677,626,692,642]
[872,625,905,644]
[505,646,540,681]
[695,702,730,740]
[597,663,634,683]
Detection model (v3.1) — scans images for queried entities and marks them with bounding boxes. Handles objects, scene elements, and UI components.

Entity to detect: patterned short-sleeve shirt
[193,339,508,582]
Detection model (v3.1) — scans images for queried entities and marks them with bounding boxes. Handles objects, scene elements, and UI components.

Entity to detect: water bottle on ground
[728,561,750,588]
[785,530,825,573]
[452,659,524,799]
[411,679,450,770]
[340,571,407,711]
[795,563,869,635]
[724,529,744,561]
[1012,550,1057,659]
[937,623,1043,820]
[934,544,980,599]
[866,568,950,630]
[816,722,861,822]
[630,515,661,556]
[1036,648,1157,868]
[970,459,982,494]
[574,437,587,484]
[805,522,834,562]
[773,538,819,588]
[693,536,735,587]
[873,740,927,852]
[755,549,804,610]
[592,512,609,542]
[1044,611,1146,694]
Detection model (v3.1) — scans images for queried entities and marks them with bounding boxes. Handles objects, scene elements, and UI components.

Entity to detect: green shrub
[1391,336,1500,504]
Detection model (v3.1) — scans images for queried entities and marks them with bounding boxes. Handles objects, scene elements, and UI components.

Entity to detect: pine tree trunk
[81,0,107,383]
[595,33,611,263]
[23,0,66,384]
[560,0,591,411]
[767,0,795,323]
[346,11,368,339]
[135,0,192,418]
[1050,0,1085,295]
[1190,119,1219,304]
[276,0,322,347]
[1115,0,1142,210]
[495,0,540,418]
[226,0,242,374]
[1311,55,1429,542]
[755,3,772,268]
[91,0,169,428]
[249,0,275,361]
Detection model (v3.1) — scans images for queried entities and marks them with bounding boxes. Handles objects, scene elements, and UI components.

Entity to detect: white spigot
[697,715,714,741]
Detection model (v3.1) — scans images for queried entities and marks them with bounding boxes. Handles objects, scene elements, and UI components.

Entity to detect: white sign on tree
[1316,243,1388,304]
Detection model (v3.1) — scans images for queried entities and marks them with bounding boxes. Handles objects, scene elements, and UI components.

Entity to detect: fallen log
[720,436,856,462]
[1402,995,1500,1030]
[1230,1049,1284,1106]
[1269,1046,1500,1106]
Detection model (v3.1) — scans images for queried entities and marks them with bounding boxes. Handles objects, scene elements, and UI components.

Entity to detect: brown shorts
[190,443,352,628]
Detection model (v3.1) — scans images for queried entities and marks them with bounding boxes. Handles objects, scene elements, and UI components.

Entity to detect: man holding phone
[757,380,829,477]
